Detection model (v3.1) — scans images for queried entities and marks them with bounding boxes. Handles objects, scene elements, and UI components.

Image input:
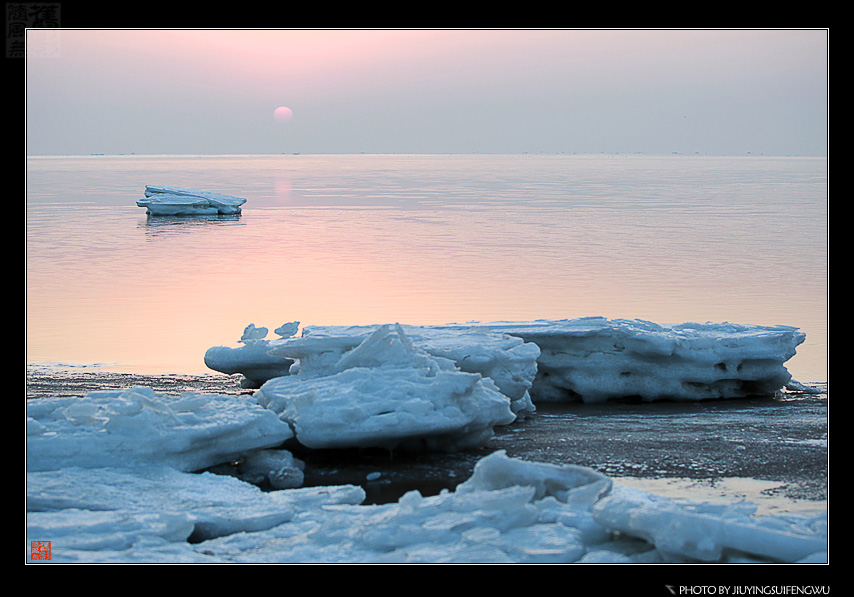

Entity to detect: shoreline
[25,369,828,515]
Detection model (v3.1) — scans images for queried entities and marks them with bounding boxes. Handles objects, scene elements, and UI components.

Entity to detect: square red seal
[30,540,51,560]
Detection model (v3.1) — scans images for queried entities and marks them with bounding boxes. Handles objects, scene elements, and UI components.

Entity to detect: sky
[25,29,828,156]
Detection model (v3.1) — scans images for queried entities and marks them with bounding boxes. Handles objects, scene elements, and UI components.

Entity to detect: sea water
[26,153,828,382]
[26,153,829,516]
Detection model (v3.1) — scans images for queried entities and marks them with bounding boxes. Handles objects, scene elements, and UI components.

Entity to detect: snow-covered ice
[26,386,294,475]
[282,322,540,414]
[26,395,827,564]
[209,322,537,451]
[27,317,826,563]
[27,466,364,562]
[255,326,516,450]
[473,318,806,402]
[207,317,806,404]
[202,317,810,455]
[204,323,299,388]
[136,185,246,216]
[255,324,518,452]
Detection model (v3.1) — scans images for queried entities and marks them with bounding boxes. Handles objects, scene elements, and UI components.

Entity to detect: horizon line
[26,151,829,159]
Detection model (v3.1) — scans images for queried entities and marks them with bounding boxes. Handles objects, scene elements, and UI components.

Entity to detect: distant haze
[26,29,828,157]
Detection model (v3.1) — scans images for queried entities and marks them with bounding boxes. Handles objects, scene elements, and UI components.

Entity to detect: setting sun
[273,106,293,123]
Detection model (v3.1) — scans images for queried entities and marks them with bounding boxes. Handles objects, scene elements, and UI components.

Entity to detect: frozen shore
[26,368,828,507]
[26,368,827,564]
[26,317,827,564]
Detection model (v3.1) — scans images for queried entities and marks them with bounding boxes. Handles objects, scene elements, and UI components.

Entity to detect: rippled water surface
[27,154,827,381]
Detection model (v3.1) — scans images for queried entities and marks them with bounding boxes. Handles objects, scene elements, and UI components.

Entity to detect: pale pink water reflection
[26,154,827,381]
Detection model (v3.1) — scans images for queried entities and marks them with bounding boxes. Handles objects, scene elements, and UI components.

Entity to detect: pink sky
[26,29,827,156]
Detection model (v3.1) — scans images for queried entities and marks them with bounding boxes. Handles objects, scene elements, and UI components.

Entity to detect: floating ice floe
[137,185,246,216]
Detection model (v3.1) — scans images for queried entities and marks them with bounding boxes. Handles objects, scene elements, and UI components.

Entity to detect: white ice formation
[26,386,294,475]
[207,321,540,451]
[208,317,807,404]
[254,324,520,452]
[202,317,810,455]
[267,323,539,413]
[471,318,808,402]
[136,185,246,216]
[26,388,828,566]
[204,323,300,388]
[26,317,824,562]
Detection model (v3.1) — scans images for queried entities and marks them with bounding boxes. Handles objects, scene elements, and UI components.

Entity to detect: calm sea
[26,154,828,382]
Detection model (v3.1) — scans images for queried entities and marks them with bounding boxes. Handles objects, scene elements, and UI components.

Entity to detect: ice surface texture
[204,323,299,388]
[255,324,519,451]
[136,185,246,216]
[26,317,824,563]
[203,317,810,456]
[26,386,294,474]
[475,317,806,402]
[204,317,807,453]
[26,444,827,563]
[208,317,805,404]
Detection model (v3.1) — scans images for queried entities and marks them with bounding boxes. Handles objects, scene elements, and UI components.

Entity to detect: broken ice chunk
[137,185,246,216]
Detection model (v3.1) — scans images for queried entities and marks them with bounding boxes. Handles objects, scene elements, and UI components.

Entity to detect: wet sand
[26,370,828,514]
[290,393,828,514]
